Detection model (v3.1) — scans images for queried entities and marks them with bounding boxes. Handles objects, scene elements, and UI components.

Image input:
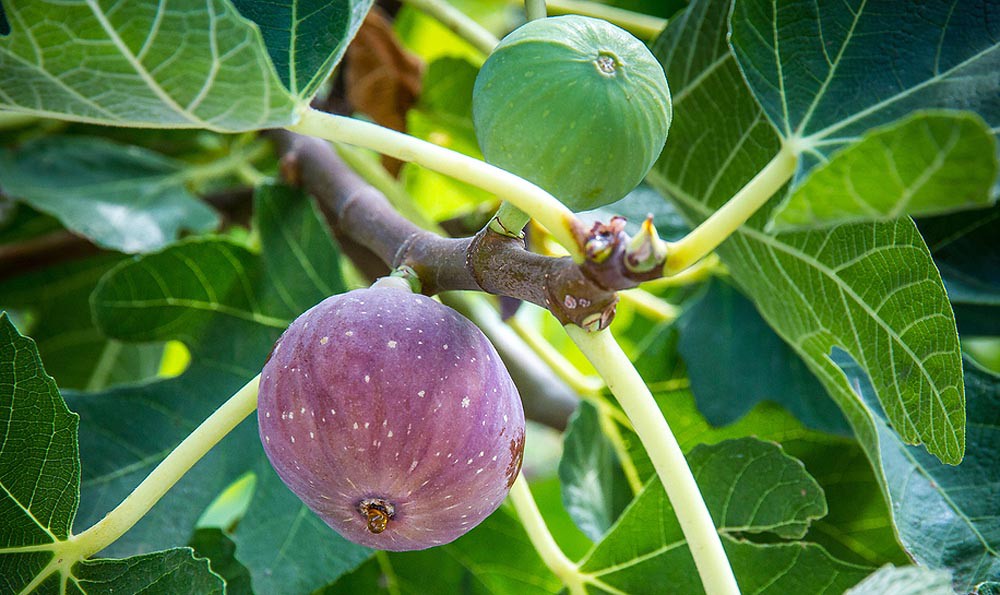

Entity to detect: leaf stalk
[401,0,499,55]
[508,475,587,594]
[664,146,797,275]
[71,375,260,557]
[566,326,741,595]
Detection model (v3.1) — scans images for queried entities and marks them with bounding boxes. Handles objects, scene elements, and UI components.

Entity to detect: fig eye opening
[595,52,619,75]
[358,498,396,534]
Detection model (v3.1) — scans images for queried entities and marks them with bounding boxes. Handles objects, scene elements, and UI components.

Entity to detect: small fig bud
[258,287,526,551]
[624,215,667,273]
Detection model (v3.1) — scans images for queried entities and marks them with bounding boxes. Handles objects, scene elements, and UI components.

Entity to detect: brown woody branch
[269,130,662,329]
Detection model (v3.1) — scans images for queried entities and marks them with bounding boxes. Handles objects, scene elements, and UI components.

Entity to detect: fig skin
[258,287,526,551]
[473,15,672,211]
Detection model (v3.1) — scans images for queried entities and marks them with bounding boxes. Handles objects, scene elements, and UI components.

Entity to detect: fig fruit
[257,286,526,551]
[472,15,672,211]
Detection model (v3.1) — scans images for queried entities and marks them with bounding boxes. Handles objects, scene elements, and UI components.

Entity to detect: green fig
[473,15,672,211]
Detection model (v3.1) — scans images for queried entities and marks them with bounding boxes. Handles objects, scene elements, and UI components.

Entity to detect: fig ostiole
[258,284,526,551]
[472,15,672,212]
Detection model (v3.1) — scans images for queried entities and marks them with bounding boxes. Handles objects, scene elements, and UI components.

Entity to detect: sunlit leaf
[0,0,297,131]
[730,0,1000,186]
[650,0,964,464]
[771,112,998,230]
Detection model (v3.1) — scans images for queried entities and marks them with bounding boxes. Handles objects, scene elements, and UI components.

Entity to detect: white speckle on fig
[258,287,525,551]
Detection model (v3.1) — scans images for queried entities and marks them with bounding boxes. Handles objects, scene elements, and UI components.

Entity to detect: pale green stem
[71,375,261,557]
[508,475,587,594]
[525,0,547,20]
[402,0,499,55]
[183,141,273,188]
[374,551,403,595]
[664,147,797,275]
[618,289,679,322]
[566,327,740,595]
[540,0,667,38]
[236,163,266,186]
[489,201,531,237]
[641,253,722,289]
[507,315,605,395]
[0,111,39,130]
[288,108,584,259]
[596,410,643,495]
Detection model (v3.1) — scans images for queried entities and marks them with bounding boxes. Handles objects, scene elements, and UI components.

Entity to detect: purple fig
[258,286,526,551]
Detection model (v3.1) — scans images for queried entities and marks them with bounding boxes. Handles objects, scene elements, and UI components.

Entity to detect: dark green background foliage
[0,0,997,593]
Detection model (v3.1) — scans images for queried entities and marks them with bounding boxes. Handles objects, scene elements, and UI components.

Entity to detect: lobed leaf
[650,0,964,464]
[0,314,223,593]
[578,438,868,594]
[0,0,298,131]
[771,112,998,230]
[730,0,1000,198]
[231,0,373,99]
[614,326,908,567]
[837,353,1000,591]
[0,313,79,557]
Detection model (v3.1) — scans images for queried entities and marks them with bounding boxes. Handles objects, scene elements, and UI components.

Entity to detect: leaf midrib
[649,170,962,458]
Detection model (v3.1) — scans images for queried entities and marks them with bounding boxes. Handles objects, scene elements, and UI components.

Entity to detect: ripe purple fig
[258,285,526,551]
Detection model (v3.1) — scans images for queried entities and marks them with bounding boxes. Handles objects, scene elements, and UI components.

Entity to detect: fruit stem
[401,0,499,55]
[288,108,585,259]
[70,374,261,557]
[617,289,679,322]
[489,201,531,237]
[595,409,644,495]
[525,0,547,20]
[641,253,723,289]
[506,313,605,396]
[565,327,742,595]
[535,0,667,39]
[664,146,797,276]
[375,266,421,293]
[509,475,587,594]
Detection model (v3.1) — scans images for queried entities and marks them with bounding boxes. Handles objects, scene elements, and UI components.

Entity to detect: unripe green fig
[258,286,525,551]
[473,15,671,211]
